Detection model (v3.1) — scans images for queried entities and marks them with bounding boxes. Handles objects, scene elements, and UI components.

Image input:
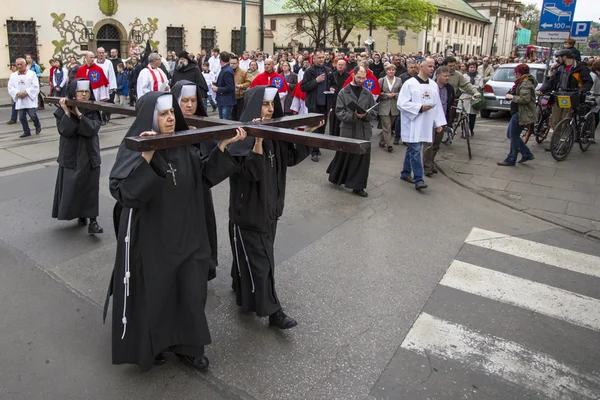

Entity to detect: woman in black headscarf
[52,78,103,234]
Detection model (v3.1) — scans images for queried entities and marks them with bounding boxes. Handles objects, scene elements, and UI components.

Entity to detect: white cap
[153,94,174,132]
[76,80,90,90]
[264,87,277,101]
[178,85,196,105]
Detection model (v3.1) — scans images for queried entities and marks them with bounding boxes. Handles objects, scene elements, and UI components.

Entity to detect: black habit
[328,70,350,136]
[52,79,102,221]
[104,92,238,371]
[171,62,209,99]
[227,87,310,317]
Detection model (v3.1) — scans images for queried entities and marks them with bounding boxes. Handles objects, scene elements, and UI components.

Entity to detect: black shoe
[269,309,297,329]
[19,133,31,138]
[424,171,433,177]
[311,154,319,162]
[154,353,167,366]
[497,161,515,167]
[387,146,393,153]
[352,189,368,197]
[176,353,209,372]
[35,127,42,135]
[393,139,400,145]
[432,167,438,174]
[88,221,104,234]
[400,176,414,184]
[415,182,428,190]
[77,218,87,226]
[317,150,322,156]
[379,142,386,148]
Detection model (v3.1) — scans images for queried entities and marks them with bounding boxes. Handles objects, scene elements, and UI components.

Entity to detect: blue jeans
[505,112,533,165]
[401,142,424,184]
[18,108,41,135]
[11,102,18,122]
[218,105,233,120]
[203,96,217,111]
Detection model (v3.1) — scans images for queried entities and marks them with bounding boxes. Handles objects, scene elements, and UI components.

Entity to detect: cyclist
[539,49,593,131]
[497,64,536,166]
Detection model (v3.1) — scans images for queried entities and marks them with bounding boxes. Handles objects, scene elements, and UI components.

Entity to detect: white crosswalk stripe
[401,228,600,399]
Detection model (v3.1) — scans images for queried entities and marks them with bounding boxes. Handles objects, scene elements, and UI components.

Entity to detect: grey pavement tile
[470,175,510,190]
[518,194,568,214]
[589,230,600,240]
[547,187,596,205]
[505,181,550,197]
[0,149,31,168]
[573,182,600,195]
[519,165,557,177]
[566,202,600,222]
[457,163,496,176]
[447,154,487,165]
[491,169,533,183]
[540,211,600,231]
[555,168,599,184]
[530,176,574,190]
[482,157,503,168]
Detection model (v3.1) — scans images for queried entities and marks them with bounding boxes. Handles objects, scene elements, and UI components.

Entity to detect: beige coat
[378,76,403,116]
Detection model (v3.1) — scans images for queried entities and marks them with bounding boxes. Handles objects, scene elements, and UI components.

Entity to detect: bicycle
[522,92,554,144]
[549,91,597,161]
[449,96,473,159]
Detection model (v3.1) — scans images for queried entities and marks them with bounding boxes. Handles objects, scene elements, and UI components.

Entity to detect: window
[166,27,184,54]
[462,23,465,35]
[468,24,471,35]
[438,18,442,30]
[466,44,470,54]
[481,25,484,38]
[473,26,477,37]
[447,20,450,33]
[6,20,38,62]
[296,18,303,32]
[201,28,216,52]
[231,29,241,56]
[454,21,458,34]
[436,42,441,53]
[270,19,277,31]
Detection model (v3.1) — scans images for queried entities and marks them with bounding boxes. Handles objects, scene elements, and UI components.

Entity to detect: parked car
[480,63,547,118]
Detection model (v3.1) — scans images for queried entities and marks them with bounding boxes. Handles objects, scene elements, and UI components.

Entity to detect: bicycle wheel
[462,117,472,159]
[579,113,595,152]
[550,119,574,161]
[536,109,551,144]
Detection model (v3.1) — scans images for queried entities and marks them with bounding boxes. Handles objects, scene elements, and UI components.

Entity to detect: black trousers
[310,104,328,155]
[232,97,244,121]
[469,114,476,133]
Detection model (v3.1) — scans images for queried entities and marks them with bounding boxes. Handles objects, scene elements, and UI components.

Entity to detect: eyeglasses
[76,90,90,93]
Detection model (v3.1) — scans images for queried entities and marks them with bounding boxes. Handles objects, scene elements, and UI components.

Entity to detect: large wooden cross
[45,97,370,154]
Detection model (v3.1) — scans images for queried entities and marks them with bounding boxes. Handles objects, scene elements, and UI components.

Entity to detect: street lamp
[136,33,142,43]
[358,34,362,49]
[89,32,95,41]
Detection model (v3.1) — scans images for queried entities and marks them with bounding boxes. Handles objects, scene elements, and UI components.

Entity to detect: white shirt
[239,58,250,71]
[137,66,169,99]
[257,60,265,73]
[52,67,68,89]
[8,70,39,110]
[397,76,446,143]
[208,56,221,76]
[95,59,117,90]
[202,71,217,99]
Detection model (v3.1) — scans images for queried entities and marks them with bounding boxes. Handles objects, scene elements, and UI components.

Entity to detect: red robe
[250,71,290,93]
[342,70,381,96]
[75,64,110,92]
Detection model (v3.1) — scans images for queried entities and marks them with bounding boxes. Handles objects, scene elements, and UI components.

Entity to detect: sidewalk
[437,114,600,240]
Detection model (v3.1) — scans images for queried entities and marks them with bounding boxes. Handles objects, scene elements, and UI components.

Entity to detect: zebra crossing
[400,228,600,400]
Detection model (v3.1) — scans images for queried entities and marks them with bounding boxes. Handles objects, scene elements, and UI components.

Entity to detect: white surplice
[397,76,447,143]
[8,70,39,110]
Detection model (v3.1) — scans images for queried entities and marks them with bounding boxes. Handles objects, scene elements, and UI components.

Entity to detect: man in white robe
[137,53,170,99]
[397,58,446,190]
[95,47,117,92]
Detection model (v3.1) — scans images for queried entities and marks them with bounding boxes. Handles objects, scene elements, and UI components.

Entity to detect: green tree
[283,0,436,48]
[519,3,540,45]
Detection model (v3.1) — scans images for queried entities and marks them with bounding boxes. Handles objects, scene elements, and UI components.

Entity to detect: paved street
[0,104,599,400]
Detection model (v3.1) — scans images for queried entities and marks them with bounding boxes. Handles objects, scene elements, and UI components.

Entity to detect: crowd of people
[5,37,600,374]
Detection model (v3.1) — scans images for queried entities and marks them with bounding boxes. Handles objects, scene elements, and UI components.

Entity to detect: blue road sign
[570,21,590,37]
[538,0,577,32]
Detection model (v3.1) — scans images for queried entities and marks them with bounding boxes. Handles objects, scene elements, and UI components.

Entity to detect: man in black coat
[423,66,456,176]
[171,51,209,100]
[328,59,350,136]
[300,49,332,162]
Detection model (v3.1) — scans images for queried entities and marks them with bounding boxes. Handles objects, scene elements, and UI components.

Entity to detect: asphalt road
[0,107,598,400]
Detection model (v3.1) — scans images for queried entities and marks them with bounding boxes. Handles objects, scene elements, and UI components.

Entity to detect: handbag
[471,88,486,111]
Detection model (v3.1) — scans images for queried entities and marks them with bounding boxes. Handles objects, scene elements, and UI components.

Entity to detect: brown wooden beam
[124,125,238,151]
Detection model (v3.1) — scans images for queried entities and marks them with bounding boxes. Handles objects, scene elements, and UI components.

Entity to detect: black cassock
[105,92,237,372]
[227,87,310,317]
[52,82,102,221]
[328,70,350,137]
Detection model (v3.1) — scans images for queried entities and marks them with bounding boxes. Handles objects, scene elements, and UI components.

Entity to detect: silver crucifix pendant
[167,163,177,186]
[268,151,274,168]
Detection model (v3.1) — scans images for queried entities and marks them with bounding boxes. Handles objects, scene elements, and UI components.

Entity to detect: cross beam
[45,97,371,154]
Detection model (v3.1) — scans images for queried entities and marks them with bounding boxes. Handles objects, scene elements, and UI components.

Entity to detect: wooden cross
[46,97,370,155]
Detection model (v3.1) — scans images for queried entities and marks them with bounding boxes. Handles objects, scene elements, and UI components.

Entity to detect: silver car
[481,63,547,118]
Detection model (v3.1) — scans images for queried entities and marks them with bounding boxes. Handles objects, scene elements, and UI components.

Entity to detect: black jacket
[541,60,593,93]
[300,64,332,111]
[171,62,209,98]
[438,83,456,122]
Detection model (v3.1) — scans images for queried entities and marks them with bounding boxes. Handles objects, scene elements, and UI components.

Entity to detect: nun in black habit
[104,91,247,372]
[52,79,104,234]
[227,86,322,329]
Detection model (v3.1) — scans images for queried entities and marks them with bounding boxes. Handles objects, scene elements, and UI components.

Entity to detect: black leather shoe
[88,221,104,234]
[393,138,400,145]
[77,218,87,226]
[352,189,368,197]
[387,146,393,153]
[154,353,167,366]
[269,309,297,329]
[311,154,319,162]
[19,133,31,138]
[176,353,209,372]
[432,167,438,174]
[35,127,42,135]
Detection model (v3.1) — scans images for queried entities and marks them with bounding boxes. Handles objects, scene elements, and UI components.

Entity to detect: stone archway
[92,18,129,58]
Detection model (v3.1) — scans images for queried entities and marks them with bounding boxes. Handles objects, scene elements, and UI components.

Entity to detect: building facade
[1,0,261,81]
[467,0,522,56]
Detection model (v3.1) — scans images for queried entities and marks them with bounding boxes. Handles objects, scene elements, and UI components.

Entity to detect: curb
[436,160,600,241]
